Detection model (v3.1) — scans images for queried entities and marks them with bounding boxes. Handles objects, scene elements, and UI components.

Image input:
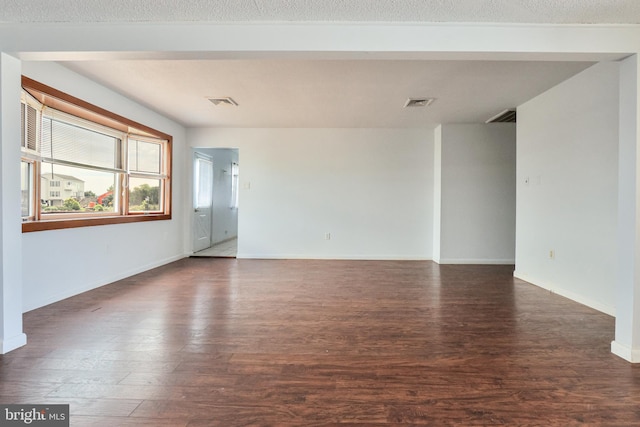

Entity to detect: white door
[193,152,213,253]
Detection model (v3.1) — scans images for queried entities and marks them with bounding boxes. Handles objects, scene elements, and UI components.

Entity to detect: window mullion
[41,158,126,175]
[121,134,128,215]
[34,160,42,221]
[128,171,167,179]
[119,172,127,216]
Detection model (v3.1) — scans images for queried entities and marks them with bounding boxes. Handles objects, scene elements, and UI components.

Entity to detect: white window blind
[20,103,38,151]
[41,116,122,172]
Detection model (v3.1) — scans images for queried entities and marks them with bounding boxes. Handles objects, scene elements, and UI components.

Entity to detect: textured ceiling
[61,59,593,128]
[3,0,640,24]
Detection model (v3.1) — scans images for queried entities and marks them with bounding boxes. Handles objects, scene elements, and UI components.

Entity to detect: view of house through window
[20,77,172,231]
[40,163,118,214]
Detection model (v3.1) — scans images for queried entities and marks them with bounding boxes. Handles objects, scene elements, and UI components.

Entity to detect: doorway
[191,148,239,258]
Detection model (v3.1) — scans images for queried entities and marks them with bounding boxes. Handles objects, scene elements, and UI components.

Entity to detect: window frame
[21,76,173,233]
[126,136,169,215]
[21,159,36,221]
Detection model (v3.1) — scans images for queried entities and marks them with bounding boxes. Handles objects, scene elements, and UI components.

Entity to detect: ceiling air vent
[208,97,238,107]
[404,98,435,108]
[486,109,516,123]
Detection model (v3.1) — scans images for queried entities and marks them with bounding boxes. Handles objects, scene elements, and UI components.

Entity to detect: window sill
[22,214,171,233]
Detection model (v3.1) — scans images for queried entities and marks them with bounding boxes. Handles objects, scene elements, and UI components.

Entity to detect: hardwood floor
[1,259,639,426]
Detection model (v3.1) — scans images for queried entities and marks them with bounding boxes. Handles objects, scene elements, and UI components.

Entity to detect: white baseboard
[23,253,186,313]
[436,258,515,265]
[236,254,512,263]
[237,253,431,261]
[0,332,27,354]
[514,271,615,316]
[611,340,640,363]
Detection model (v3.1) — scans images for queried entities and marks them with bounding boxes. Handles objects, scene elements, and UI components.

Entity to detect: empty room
[1,1,640,425]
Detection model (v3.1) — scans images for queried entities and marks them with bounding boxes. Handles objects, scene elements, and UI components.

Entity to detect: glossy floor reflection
[1,259,637,426]
[192,238,237,258]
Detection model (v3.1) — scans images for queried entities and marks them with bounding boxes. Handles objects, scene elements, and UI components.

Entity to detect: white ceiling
[63,59,593,128]
[10,1,635,128]
[3,0,640,24]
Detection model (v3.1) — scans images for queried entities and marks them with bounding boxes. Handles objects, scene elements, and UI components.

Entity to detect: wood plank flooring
[2,259,639,425]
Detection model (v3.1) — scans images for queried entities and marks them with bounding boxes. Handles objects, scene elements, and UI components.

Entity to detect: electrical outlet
[549,249,555,259]
[325,233,331,240]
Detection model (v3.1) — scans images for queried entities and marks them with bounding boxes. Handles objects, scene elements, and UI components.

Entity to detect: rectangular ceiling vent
[486,109,516,123]
[208,97,238,107]
[404,98,435,108]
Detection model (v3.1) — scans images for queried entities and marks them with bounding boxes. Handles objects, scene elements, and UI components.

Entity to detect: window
[20,76,172,232]
[21,161,33,219]
[231,162,239,209]
[194,154,213,210]
[128,138,165,212]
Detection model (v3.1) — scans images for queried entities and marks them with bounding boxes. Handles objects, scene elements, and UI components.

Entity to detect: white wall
[612,54,640,362]
[21,62,187,312]
[433,125,442,262]
[515,62,620,315]
[189,128,434,260]
[0,53,26,352]
[195,148,239,245]
[436,123,517,264]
